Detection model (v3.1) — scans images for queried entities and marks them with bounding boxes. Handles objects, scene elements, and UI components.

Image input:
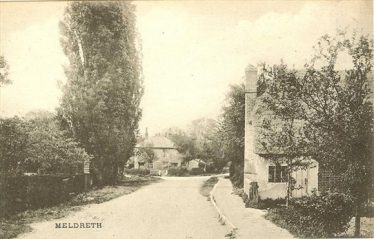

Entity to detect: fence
[0,174,85,217]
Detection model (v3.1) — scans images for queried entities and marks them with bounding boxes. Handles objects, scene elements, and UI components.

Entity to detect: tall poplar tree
[217,84,246,187]
[58,2,143,185]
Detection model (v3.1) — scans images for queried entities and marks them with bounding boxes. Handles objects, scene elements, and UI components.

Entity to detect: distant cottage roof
[136,136,177,149]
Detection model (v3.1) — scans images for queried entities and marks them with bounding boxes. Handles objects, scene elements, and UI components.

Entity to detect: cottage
[187,159,206,171]
[243,65,318,199]
[132,135,183,174]
[243,66,374,200]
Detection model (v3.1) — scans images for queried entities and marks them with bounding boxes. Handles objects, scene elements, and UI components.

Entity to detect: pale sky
[0,1,372,135]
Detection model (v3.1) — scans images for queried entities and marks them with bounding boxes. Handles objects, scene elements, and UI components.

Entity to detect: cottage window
[268,165,288,183]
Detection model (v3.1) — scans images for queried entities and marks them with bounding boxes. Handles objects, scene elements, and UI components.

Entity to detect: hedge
[123,168,150,176]
[167,168,189,176]
[0,174,85,217]
[189,168,205,175]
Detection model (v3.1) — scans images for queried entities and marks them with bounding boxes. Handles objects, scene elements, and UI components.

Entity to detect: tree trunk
[286,170,290,207]
[286,158,291,208]
[113,162,119,184]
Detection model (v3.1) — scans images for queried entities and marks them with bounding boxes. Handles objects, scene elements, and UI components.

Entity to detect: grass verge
[0,176,161,239]
[200,176,218,199]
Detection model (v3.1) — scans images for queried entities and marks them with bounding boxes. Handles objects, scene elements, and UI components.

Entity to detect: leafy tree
[24,113,91,175]
[259,32,373,236]
[135,143,157,164]
[187,118,218,160]
[217,84,246,187]
[58,2,143,185]
[190,125,230,172]
[0,115,90,176]
[0,55,11,86]
[165,119,225,171]
[168,131,197,162]
[0,117,28,175]
[257,63,314,206]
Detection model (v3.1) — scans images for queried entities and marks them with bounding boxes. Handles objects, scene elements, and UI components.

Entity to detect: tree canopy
[258,32,373,233]
[0,115,90,176]
[0,55,11,87]
[216,84,246,187]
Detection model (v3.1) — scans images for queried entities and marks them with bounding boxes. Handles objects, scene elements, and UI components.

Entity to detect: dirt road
[18,176,230,239]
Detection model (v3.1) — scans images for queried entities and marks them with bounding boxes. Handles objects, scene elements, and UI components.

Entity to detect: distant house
[187,159,206,171]
[131,135,183,174]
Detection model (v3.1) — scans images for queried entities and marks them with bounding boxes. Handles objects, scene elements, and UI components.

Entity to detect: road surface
[18,176,230,239]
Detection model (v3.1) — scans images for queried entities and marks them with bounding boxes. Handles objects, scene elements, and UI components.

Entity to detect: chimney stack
[245,64,257,94]
[244,64,258,195]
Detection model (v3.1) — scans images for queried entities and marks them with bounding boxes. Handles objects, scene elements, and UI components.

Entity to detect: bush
[229,163,243,188]
[205,164,217,173]
[245,197,285,209]
[123,168,150,176]
[189,167,205,175]
[0,118,29,175]
[265,192,354,237]
[0,175,85,217]
[0,116,90,176]
[25,117,91,175]
[167,168,189,176]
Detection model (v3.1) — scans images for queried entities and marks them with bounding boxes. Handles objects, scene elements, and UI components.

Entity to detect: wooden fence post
[83,160,90,191]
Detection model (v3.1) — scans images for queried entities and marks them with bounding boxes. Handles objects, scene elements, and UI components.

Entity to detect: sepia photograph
[0,1,373,238]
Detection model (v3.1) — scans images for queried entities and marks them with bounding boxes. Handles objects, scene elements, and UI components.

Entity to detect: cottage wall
[152,148,182,170]
[133,148,182,170]
[243,65,258,195]
[187,160,200,170]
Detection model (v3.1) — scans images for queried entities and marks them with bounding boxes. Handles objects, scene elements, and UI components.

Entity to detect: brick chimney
[244,64,258,194]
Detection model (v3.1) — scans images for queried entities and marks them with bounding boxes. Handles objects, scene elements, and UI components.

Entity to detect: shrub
[0,175,85,217]
[229,163,243,188]
[189,167,205,175]
[167,168,189,176]
[0,118,29,175]
[123,168,150,176]
[0,116,90,176]
[205,164,217,173]
[265,192,354,237]
[245,197,286,209]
